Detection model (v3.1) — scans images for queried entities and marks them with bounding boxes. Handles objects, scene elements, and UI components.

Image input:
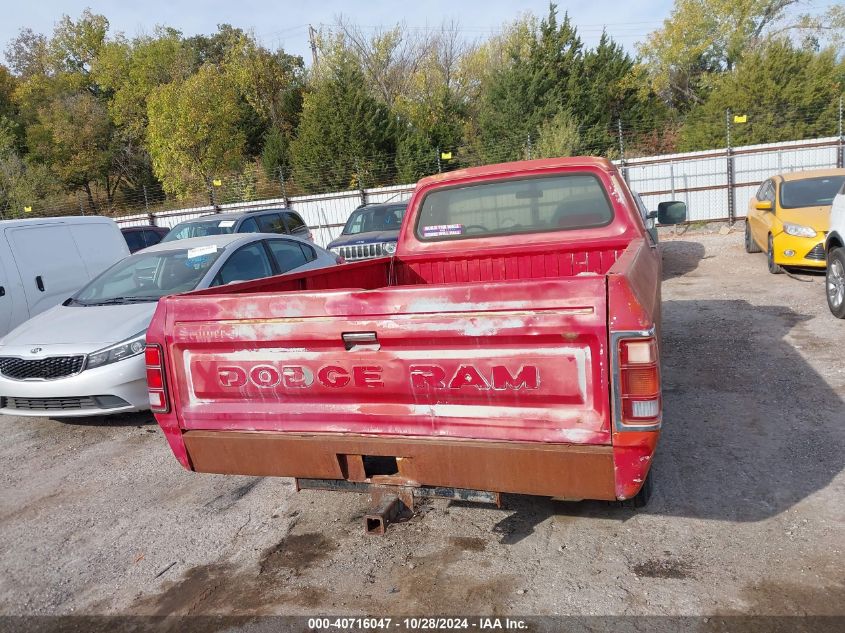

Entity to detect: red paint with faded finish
[147,157,665,501]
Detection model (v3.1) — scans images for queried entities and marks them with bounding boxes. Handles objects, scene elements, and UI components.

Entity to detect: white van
[0,216,129,339]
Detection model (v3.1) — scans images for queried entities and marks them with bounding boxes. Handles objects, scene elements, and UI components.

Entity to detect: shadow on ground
[485,294,843,543]
[53,410,156,427]
[660,240,707,280]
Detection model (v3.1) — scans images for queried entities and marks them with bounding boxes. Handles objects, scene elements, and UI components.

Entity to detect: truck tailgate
[163,277,611,444]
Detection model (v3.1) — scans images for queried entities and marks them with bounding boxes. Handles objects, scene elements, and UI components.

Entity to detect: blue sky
[2,1,674,62]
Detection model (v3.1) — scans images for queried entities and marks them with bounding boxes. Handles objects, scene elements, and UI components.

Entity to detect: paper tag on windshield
[187,245,218,259]
[218,220,236,227]
[422,224,463,237]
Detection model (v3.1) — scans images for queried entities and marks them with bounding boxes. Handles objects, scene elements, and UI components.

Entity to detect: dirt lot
[1,228,843,620]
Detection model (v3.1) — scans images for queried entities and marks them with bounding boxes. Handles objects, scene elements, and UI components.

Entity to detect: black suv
[161,208,312,244]
[120,225,171,253]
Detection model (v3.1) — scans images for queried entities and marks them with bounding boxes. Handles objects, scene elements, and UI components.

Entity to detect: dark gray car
[162,208,312,244]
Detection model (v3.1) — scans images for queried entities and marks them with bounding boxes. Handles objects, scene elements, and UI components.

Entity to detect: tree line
[0,1,843,217]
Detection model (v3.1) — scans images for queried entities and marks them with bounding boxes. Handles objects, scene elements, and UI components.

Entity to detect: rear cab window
[415,173,613,241]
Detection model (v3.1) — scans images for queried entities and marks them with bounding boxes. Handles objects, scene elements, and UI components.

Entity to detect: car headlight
[783,223,816,238]
[384,242,397,255]
[86,331,147,370]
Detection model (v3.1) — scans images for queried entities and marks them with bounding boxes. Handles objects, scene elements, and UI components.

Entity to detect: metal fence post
[143,185,156,226]
[838,95,844,169]
[278,167,291,207]
[726,109,735,225]
[355,159,367,206]
[669,161,676,198]
[617,118,628,182]
[436,147,442,173]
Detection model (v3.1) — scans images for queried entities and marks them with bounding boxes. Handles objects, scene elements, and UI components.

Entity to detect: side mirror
[755,200,773,212]
[657,201,687,225]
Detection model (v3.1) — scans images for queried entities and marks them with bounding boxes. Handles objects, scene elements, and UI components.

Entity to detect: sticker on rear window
[187,245,218,259]
[422,224,463,237]
[218,220,236,227]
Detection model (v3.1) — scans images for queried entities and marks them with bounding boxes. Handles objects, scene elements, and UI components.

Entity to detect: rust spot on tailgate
[182,431,617,501]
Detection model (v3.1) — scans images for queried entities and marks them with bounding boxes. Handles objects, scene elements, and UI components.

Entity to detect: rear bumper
[181,431,638,501]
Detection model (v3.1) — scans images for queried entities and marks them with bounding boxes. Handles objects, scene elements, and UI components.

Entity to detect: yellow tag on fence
[24,206,32,212]
[440,151,452,160]
[733,115,747,124]
[212,179,222,187]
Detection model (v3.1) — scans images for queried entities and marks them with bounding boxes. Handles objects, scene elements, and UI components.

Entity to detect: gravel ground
[0,227,843,620]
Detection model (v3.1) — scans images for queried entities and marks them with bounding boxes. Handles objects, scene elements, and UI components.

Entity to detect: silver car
[0,233,339,417]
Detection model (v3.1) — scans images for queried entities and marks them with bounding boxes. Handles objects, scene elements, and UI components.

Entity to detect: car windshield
[780,176,845,209]
[342,205,406,234]
[415,174,613,241]
[70,246,224,305]
[160,218,237,242]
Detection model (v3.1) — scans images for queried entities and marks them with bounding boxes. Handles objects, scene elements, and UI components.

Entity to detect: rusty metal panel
[182,431,618,500]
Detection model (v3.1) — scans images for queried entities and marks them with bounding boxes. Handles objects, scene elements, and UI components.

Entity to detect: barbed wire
[3,101,842,222]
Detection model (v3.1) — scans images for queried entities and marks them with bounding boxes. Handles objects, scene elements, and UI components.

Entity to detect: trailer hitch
[296,478,500,535]
[364,486,414,535]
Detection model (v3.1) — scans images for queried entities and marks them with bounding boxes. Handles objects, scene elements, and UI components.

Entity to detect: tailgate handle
[342,332,380,352]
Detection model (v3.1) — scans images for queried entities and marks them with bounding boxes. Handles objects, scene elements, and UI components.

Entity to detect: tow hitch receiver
[365,487,414,535]
[296,478,500,535]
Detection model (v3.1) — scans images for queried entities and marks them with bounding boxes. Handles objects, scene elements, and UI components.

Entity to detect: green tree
[579,33,668,154]
[0,118,58,218]
[395,90,466,182]
[476,5,585,162]
[0,66,21,148]
[639,0,844,110]
[92,28,192,144]
[260,126,289,180]
[25,91,113,211]
[146,65,246,203]
[534,110,582,158]
[679,40,845,150]
[4,29,49,79]
[290,54,397,192]
[48,9,109,83]
[226,41,304,133]
[391,23,472,181]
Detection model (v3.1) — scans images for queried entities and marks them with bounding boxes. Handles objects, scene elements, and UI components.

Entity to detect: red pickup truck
[146,157,686,531]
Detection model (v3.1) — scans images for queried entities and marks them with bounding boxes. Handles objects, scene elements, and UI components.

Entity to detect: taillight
[145,344,170,413]
[614,334,660,429]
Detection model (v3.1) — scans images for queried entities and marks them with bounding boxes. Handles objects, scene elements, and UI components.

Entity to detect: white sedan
[0,233,340,417]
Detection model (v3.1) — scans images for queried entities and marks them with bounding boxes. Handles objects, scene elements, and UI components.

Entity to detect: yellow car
[745,168,845,274]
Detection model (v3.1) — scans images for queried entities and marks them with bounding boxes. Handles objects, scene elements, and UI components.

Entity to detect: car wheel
[827,248,845,319]
[744,220,761,253]
[618,471,653,509]
[767,235,782,274]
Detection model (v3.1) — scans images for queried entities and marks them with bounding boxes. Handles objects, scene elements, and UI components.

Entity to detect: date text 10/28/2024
[307,617,528,631]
